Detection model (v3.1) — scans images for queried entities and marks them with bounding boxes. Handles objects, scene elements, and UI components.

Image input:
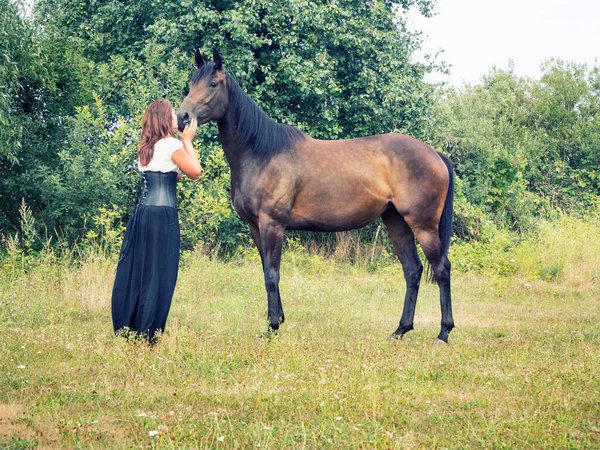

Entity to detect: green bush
[436,61,600,233]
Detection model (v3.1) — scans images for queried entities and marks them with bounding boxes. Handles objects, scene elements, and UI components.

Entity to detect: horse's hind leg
[381,208,423,339]
[411,227,454,343]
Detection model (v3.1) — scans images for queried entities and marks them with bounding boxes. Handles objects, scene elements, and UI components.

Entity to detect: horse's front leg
[258,218,285,332]
[250,222,285,326]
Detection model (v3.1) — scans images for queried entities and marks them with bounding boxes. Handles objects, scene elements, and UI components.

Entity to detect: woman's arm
[172,118,202,180]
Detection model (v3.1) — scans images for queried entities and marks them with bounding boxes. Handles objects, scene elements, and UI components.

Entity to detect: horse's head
[177,49,229,131]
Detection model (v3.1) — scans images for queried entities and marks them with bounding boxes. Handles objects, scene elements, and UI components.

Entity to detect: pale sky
[406,0,600,86]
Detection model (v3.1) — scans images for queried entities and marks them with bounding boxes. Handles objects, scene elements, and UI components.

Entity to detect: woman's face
[171,108,178,131]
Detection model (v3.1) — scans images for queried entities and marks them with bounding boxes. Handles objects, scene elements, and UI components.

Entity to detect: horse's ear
[195,49,206,68]
[213,49,223,70]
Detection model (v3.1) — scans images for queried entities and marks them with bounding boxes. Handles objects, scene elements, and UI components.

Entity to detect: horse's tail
[437,152,454,259]
[427,152,454,282]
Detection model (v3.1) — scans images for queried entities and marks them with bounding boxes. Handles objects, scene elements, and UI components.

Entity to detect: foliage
[35,0,439,139]
[0,0,440,250]
[0,0,94,234]
[2,0,600,257]
[437,61,600,233]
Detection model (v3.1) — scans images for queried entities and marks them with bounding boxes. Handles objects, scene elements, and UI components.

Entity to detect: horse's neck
[217,113,248,177]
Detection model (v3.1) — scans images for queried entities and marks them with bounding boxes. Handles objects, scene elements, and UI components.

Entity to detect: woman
[111,99,202,343]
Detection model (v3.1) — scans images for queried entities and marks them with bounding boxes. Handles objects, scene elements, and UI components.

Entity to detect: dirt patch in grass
[0,404,61,448]
[0,403,33,441]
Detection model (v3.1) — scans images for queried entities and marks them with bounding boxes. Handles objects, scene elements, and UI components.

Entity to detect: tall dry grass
[1,217,599,448]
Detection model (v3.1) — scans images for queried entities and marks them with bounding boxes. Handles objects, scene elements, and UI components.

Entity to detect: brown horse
[177,50,455,343]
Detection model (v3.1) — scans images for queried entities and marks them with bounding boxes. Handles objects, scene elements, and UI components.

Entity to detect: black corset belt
[138,171,178,208]
[118,171,178,263]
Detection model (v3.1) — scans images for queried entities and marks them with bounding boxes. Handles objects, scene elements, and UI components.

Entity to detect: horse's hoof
[259,328,278,340]
[268,316,283,330]
[434,338,448,345]
[394,325,414,336]
[387,333,403,341]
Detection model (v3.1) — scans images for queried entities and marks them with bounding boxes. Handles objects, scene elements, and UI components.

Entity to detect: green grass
[1,219,600,448]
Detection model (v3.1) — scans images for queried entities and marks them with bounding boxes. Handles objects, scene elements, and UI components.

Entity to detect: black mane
[191,63,306,159]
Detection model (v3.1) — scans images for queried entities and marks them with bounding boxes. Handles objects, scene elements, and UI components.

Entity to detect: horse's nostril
[177,111,191,132]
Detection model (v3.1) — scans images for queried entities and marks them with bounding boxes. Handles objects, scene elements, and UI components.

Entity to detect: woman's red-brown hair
[138,100,175,166]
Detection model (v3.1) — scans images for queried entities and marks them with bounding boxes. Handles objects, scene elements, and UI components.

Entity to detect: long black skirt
[111,205,180,342]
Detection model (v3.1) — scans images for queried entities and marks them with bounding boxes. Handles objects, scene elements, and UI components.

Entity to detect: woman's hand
[180,117,198,143]
[172,116,202,180]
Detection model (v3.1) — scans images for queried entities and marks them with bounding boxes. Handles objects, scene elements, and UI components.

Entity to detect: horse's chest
[231,188,256,222]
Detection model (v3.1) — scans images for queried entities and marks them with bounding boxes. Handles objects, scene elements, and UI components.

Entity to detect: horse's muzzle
[177,112,190,132]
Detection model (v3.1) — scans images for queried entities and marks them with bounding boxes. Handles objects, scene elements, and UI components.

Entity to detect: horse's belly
[286,196,388,231]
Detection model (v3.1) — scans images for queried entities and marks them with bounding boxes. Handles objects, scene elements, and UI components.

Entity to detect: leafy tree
[437,60,600,234]
[2,0,441,249]
[35,0,440,138]
[0,0,97,237]
[0,0,33,164]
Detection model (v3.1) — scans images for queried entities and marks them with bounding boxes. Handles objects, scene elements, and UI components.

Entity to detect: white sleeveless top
[138,137,183,173]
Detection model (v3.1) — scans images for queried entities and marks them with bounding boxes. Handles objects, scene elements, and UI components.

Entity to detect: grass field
[1,218,599,449]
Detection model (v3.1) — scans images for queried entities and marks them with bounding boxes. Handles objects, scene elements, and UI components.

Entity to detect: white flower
[17,365,25,369]
[263,426,270,430]
[137,413,147,417]
[217,436,224,442]
[148,430,159,437]
[336,416,343,421]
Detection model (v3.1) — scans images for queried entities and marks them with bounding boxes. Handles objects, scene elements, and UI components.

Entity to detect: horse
[177,50,455,343]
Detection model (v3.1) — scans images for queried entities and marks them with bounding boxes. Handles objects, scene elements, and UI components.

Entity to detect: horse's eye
[210,81,218,88]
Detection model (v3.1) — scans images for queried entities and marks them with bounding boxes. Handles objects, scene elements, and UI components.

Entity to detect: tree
[0,0,96,236]
[2,0,441,249]
[437,60,600,234]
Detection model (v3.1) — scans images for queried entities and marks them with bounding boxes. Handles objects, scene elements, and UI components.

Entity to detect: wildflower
[17,365,25,369]
[218,436,224,442]
[137,413,147,417]
[148,430,159,437]
[336,416,343,421]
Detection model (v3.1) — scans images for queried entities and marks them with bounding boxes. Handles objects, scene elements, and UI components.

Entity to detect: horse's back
[260,133,448,231]
[296,133,448,193]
